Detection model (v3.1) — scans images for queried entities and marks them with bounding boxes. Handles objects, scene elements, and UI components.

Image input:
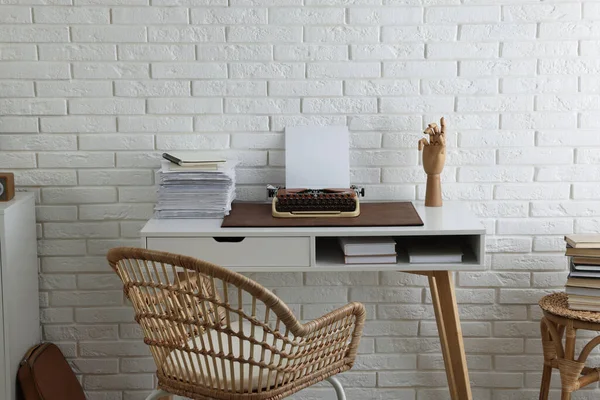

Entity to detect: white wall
[1,1,597,399]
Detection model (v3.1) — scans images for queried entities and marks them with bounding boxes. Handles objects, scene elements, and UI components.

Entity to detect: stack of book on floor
[338,237,397,264]
[155,153,236,219]
[565,234,600,311]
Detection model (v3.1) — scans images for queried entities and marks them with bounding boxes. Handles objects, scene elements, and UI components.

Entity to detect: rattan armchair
[107,247,366,400]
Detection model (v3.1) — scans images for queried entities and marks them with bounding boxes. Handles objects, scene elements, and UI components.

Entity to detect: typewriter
[267,185,365,218]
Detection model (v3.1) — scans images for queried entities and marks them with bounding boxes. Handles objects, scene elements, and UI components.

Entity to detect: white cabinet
[0,193,39,400]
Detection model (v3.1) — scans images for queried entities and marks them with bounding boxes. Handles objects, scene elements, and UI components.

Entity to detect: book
[566,276,600,289]
[565,294,600,304]
[344,254,397,264]
[162,152,226,168]
[567,303,600,312]
[566,286,600,297]
[160,159,234,173]
[573,265,600,272]
[338,237,396,256]
[565,234,600,249]
[570,257,600,272]
[565,247,600,257]
[569,271,600,279]
[162,161,218,171]
[407,244,463,264]
[573,256,600,266]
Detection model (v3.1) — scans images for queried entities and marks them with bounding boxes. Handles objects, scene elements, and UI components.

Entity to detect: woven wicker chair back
[107,247,365,399]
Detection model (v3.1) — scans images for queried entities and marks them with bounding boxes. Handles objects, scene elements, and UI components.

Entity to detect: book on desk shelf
[406,244,463,264]
[338,237,396,256]
[344,254,397,264]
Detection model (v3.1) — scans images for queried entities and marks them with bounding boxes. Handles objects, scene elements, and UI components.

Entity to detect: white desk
[141,202,486,400]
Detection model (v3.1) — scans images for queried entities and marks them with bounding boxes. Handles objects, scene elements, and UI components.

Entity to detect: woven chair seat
[539,292,600,325]
[165,321,287,391]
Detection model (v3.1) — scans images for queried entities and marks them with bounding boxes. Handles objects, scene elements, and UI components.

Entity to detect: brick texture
[0,1,594,399]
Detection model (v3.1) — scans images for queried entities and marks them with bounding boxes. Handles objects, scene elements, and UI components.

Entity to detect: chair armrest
[300,302,366,337]
[283,302,366,366]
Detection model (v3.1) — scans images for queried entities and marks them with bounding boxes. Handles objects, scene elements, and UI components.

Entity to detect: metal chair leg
[145,389,171,400]
[326,376,347,400]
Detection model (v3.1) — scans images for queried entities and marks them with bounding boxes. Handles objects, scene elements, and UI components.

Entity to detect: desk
[140,202,486,400]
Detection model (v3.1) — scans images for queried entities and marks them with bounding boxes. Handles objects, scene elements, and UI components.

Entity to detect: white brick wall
[0,1,597,398]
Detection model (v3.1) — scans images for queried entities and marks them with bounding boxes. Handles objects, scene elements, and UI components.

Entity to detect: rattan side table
[538,292,600,400]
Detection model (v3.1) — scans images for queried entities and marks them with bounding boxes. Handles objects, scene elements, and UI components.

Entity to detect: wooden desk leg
[428,271,473,400]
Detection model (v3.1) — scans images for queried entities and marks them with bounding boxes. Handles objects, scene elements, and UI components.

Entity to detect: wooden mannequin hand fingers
[440,117,446,134]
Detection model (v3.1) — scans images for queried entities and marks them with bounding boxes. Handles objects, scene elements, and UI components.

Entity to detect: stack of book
[565,234,600,311]
[155,153,236,219]
[338,237,397,264]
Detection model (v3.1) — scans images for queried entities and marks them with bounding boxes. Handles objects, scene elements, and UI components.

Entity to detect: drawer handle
[213,237,246,243]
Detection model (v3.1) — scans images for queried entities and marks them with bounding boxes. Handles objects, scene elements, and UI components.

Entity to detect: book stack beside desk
[565,234,600,311]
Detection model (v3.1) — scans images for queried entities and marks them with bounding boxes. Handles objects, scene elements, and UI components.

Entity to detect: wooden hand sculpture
[419,117,446,207]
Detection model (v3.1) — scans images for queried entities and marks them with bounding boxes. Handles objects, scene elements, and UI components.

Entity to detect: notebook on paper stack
[162,153,226,169]
[155,153,237,219]
[338,237,397,264]
[565,234,600,311]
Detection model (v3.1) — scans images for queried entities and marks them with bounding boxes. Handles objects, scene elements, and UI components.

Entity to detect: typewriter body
[268,185,365,218]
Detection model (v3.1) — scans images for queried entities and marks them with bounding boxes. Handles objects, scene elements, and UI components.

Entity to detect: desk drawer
[146,237,311,268]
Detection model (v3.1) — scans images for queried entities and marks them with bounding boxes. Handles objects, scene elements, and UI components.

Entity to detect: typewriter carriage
[267,185,365,198]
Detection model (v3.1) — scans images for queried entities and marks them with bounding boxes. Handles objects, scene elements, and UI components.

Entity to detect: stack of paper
[155,160,237,219]
[338,237,397,264]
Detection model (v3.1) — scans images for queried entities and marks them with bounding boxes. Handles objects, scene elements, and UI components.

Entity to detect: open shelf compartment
[314,234,483,270]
